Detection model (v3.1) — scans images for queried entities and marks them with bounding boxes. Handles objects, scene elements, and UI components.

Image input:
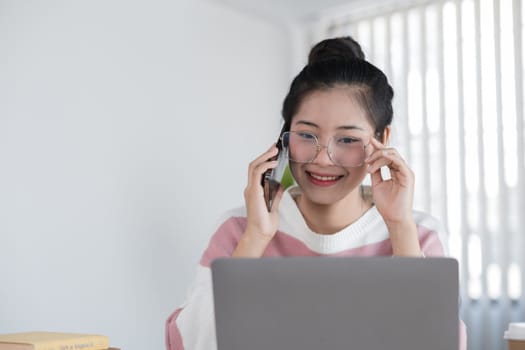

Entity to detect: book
[0,332,109,350]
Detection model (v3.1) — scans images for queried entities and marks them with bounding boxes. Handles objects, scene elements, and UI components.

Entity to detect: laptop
[211,256,458,350]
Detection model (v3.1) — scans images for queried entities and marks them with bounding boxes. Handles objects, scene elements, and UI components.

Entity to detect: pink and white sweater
[166,188,467,350]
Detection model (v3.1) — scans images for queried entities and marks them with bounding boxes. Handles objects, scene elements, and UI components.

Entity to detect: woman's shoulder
[199,205,248,267]
[411,210,449,256]
[209,205,248,237]
[412,209,446,233]
[215,205,247,224]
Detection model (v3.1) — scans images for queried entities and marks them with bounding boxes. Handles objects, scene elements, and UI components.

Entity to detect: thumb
[269,185,285,214]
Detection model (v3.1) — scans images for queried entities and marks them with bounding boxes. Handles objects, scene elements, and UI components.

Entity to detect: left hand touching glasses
[365,137,421,256]
[365,137,417,237]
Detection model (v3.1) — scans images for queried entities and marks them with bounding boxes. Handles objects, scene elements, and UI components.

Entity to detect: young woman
[166,36,467,350]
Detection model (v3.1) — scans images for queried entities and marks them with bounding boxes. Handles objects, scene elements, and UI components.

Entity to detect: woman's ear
[380,126,391,144]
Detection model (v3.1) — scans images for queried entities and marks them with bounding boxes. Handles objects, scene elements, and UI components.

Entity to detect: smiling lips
[306,171,344,187]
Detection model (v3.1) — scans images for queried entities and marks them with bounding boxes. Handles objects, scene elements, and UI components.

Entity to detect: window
[313,1,525,349]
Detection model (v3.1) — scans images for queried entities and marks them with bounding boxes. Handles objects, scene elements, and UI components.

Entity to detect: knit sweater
[166,187,467,350]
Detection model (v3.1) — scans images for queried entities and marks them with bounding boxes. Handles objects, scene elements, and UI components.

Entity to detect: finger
[368,136,386,149]
[370,167,384,187]
[247,159,279,187]
[365,147,400,164]
[367,152,405,174]
[367,156,396,174]
[248,144,279,171]
[247,144,279,178]
[368,155,414,188]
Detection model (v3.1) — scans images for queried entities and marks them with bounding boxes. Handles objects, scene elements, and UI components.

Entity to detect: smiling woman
[286,88,377,216]
[165,36,467,350]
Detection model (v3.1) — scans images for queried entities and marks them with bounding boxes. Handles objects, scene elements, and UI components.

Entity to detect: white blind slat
[512,0,525,317]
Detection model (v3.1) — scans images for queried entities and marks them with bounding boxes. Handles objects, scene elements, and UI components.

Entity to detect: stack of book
[0,331,119,350]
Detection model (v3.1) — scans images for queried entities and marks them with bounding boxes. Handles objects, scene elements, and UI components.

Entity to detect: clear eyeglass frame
[281,130,370,168]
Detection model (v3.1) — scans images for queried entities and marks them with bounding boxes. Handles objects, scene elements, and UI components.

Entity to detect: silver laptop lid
[212,256,458,350]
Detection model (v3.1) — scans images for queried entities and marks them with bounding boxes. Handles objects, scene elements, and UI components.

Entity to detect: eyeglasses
[281,131,370,167]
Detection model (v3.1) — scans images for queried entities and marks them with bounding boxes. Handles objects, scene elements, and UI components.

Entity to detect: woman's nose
[312,144,335,166]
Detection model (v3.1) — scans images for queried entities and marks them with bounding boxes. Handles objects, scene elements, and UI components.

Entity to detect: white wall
[0,0,290,349]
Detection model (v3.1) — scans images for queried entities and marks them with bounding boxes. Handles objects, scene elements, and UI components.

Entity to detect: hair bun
[308,36,365,64]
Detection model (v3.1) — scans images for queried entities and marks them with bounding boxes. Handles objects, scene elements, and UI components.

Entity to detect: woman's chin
[299,188,349,207]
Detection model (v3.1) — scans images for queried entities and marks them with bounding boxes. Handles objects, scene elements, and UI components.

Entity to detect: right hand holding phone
[242,144,285,246]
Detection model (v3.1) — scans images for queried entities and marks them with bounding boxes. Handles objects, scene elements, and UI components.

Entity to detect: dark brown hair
[281,37,393,139]
[308,36,365,64]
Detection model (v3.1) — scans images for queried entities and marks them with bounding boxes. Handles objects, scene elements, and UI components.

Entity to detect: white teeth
[309,173,339,181]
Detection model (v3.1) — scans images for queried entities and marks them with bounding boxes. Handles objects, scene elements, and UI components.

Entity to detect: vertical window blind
[312,1,524,349]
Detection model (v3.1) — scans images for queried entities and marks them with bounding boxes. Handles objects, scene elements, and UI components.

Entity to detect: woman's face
[289,86,375,206]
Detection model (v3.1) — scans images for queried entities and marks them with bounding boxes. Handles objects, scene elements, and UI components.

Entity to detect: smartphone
[261,137,289,211]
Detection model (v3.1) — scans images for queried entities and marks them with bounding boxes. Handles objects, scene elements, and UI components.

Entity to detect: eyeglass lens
[283,131,367,167]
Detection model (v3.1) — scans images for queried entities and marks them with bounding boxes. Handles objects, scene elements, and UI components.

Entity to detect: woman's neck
[295,186,372,235]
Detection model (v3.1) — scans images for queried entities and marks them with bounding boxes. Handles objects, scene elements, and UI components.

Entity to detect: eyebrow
[294,120,366,131]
